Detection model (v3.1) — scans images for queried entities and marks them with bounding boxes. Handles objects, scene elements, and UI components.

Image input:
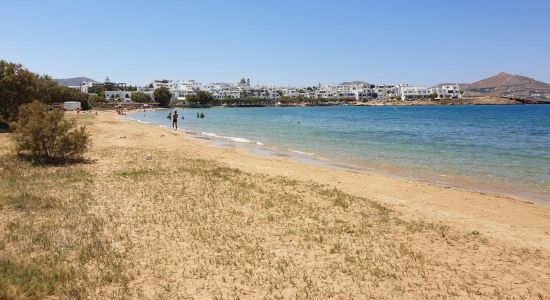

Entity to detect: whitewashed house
[437,84,461,99]
[105,91,132,102]
[224,89,241,99]
[80,81,95,93]
[397,84,433,100]
[152,80,174,91]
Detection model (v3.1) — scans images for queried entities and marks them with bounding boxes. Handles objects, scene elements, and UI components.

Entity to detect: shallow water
[130,105,550,201]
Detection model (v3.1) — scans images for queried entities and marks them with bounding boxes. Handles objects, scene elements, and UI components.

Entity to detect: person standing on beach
[172,111,178,130]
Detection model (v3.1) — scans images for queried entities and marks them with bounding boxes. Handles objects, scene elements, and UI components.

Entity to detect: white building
[436,84,461,99]
[281,88,299,98]
[224,90,241,99]
[397,84,433,100]
[315,90,338,99]
[80,81,95,93]
[152,80,174,91]
[369,85,397,100]
[176,80,203,91]
[105,91,132,102]
[337,91,359,100]
[173,80,204,101]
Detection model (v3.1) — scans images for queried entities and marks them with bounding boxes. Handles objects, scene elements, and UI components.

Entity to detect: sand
[2,110,550,299]
[101,112,550,250]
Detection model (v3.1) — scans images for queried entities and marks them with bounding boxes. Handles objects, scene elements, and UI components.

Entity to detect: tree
[132,92,152,103]
[429,92,439,100]
[88,94,105,107]
[0,60,91,127]
[89,85,106,97]
[187,91,214,106]
[154,87,172,107]
[1,61,41,126]
[12,101,90,163]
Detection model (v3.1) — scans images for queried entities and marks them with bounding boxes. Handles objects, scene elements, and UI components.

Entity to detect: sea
[128,105,550,203]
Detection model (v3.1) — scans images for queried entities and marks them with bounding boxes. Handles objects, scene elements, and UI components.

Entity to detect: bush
[87,94,106,108]
[154,87,172,107]
[12,101,90,163]
[187,91,215,106]
[131,92,152,103]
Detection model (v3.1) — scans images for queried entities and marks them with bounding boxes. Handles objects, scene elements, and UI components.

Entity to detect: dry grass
[90,147,549,299]
[1,115,549,299]
[0,144,134,299]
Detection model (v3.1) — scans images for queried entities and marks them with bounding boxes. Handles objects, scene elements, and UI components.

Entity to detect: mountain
[437,72,550,101]
[55,77,97,87]
[462,72,550,92]
[338,81,370,87]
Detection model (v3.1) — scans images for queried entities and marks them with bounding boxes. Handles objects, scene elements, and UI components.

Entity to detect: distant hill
[434,73,550,101]
[462,72,550,93]
[55,77,97,87]
[339,81,370,87]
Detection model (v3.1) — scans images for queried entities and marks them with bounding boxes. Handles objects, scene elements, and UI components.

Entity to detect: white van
[63,101,82,111]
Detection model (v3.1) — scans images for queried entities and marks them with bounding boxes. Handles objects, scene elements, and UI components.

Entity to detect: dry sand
[2,111,550,299]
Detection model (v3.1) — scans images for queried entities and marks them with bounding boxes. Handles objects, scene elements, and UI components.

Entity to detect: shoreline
[108,110,550,251]
[111,97,549,111]
[125,111,550,205]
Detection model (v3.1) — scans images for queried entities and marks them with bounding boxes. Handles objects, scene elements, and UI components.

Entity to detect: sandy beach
[1,111,550,299]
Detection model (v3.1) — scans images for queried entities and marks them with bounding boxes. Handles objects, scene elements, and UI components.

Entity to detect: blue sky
[1,0,549,86]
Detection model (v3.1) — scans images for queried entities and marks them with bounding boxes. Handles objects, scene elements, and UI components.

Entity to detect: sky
[1,0,549,87]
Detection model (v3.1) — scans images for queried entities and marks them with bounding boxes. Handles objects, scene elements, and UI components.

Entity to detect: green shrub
[12,101,90,163]
[131,92,152,103]
[154,87,172,107]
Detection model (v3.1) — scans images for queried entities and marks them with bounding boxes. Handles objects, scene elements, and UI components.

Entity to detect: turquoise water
[130,105,550,200]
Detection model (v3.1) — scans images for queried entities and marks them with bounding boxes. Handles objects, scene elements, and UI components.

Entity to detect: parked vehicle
[63,101,81,111]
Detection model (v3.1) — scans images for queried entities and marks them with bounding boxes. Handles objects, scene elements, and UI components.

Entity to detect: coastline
[127,107,550,205]
[162,97,549,109]
[114,111,550,250]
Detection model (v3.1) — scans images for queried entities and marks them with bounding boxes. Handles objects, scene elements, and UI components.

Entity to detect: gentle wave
[228,137,253,143]
[201,132,254,144]
[290,150,315,155]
